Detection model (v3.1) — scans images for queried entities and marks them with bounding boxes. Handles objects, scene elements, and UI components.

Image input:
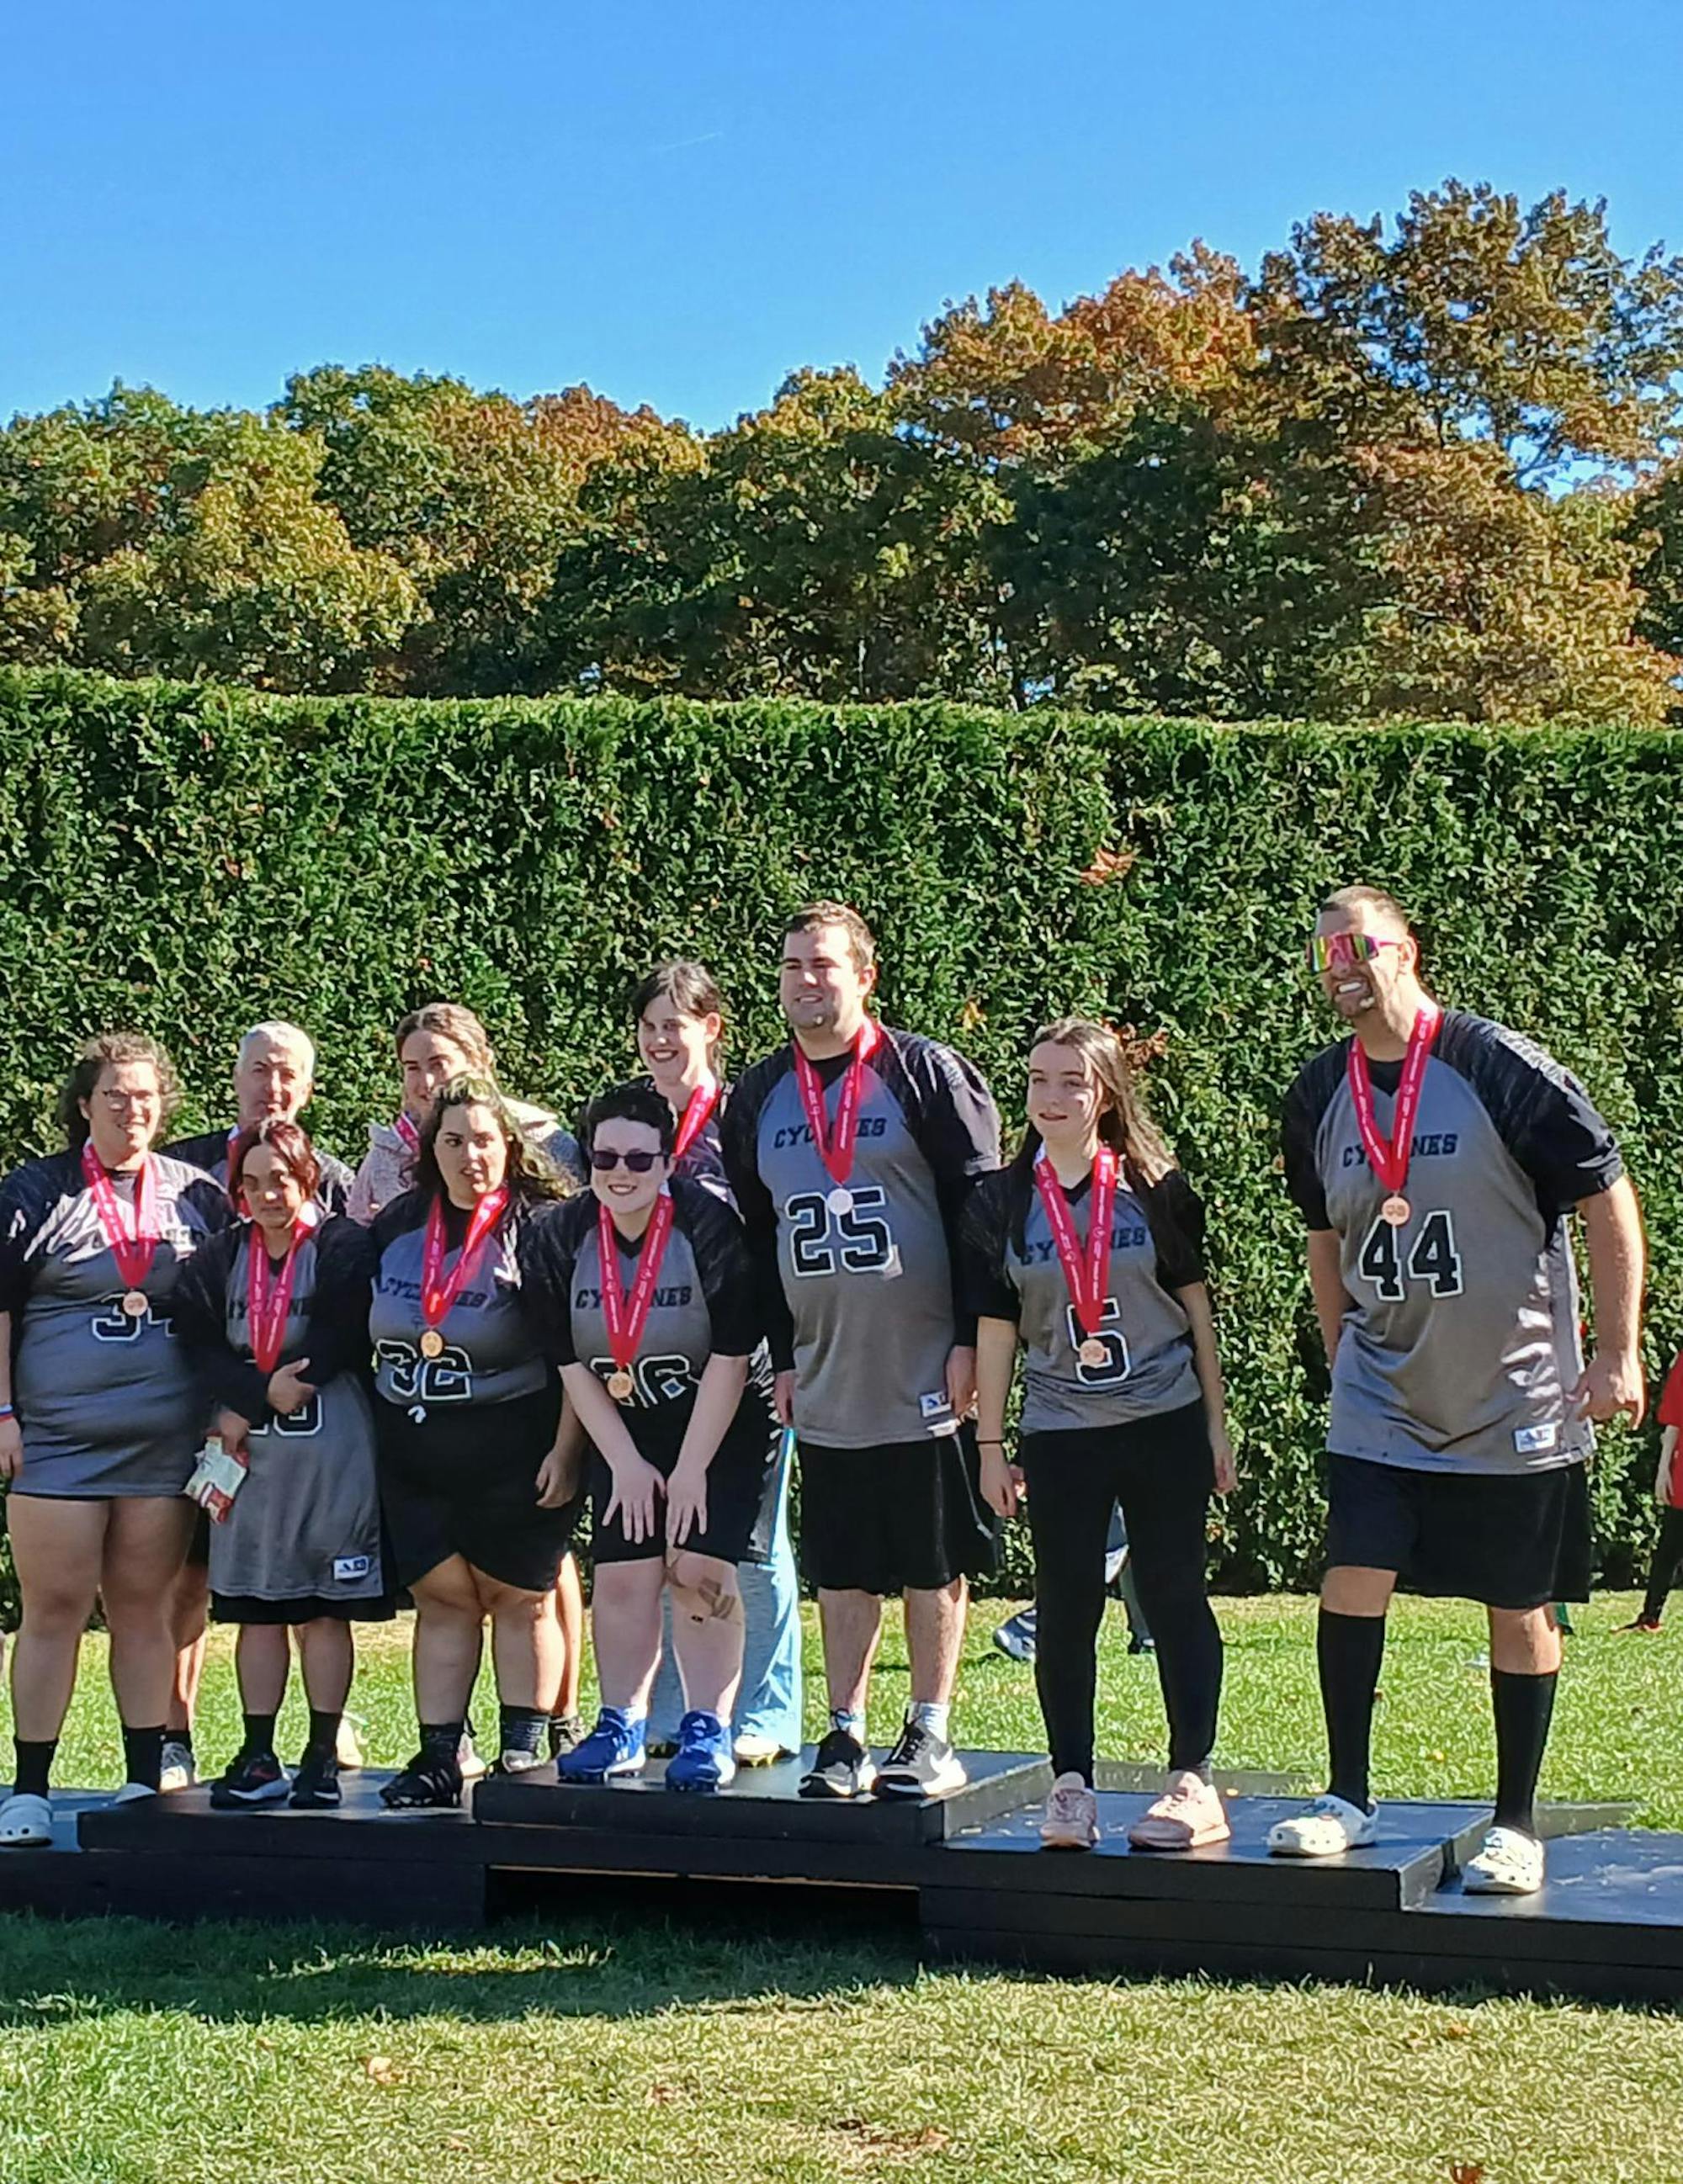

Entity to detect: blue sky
[3,0,1680,431]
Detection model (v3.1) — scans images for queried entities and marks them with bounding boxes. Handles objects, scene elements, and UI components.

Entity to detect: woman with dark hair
[0,1033,227,1846]
[524,1082,767,1790]
[964,1019,1235,1855]
[368,1076,580,1807]
[172,1120,390,1810]
[631,961,804,1767]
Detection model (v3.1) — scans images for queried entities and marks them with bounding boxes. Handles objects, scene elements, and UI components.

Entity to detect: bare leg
[408,1557,486,1723]
[817,1588,884,1716]
[166,1560,210,1735]
[590,1561,666,1711]
[666,1551,745,1719]
[904,1577,968,1707]
[482,1577,562,1713]
[7,1498,107,1742]
[1489,1604,1562,1676]
[99,1498,196,1730]
[555,1554,585,1717]
[295,1619,355,1715]
[234,1624,292,1716]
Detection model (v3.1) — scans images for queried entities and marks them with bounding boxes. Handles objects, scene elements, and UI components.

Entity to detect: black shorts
[590,1398,768,1568]
[798,1426,998,1595]
[374,1384,581,1593]
[1324,1452,1592,1609]
[210,1591,398,1625]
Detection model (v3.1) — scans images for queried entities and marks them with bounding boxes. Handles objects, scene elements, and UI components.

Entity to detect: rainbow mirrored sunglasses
[1305,931,1404,974]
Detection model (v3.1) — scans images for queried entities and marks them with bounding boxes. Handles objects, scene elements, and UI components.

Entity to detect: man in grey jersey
[723,904,1001,1800]
[1271,884,1645,1894]
[162,1020,354,1789]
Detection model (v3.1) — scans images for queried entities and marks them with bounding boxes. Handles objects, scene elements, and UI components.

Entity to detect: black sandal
[379,1747,464,1810]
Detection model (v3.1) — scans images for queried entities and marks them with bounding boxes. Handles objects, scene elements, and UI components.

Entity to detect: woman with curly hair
[0,1033,228,1846]
[367,1076,581,1808]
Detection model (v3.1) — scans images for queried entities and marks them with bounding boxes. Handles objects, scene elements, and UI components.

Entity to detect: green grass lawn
[5,1594,1683,2184]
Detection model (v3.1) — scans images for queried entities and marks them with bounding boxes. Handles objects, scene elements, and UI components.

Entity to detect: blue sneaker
[664,1710,736,1794]
[556,1706,646,1783]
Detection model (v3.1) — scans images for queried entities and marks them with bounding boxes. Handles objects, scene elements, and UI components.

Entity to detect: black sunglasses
[591,1148,664,1173]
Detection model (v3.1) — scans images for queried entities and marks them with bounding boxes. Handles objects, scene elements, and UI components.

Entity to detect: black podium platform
[19,1759,1682,2001]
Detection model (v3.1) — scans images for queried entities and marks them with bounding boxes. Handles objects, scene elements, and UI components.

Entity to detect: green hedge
[2,669,1679,1612]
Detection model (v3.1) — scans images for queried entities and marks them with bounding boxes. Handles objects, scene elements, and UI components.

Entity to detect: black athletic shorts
[1324,1451,1592,1609]
[590,1396,767,1568]
[210,1590,397,1625]
[797,1424,998,1595]
[374,1383,582,1593]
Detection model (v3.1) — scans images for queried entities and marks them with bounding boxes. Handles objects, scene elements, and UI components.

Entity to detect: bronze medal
[1380,1194,1410,1227]
[418,1328,445,1359]
[1078,1335,1108,1368]
[608,1367,635,1403]
[120,1290,149,1318]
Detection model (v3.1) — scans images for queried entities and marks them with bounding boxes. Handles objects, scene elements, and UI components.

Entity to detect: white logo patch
[1513,1423,1559,1455]
[919,1390,952,1421]
[332,1555,372,1581]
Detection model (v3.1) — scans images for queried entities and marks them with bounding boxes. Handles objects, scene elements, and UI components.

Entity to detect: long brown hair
[1006,1017,1181,1258]
[413,1074,575,1206]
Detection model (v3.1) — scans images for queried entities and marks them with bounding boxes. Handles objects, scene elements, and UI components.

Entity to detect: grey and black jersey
[1282,1010,1622,1476]
[167,1127,355,1218]
[368,1192,556,1413]
[0,1150,230,1495]
[962,1164,1205,1432]
[723,1025,1001,1449]
[173,1216,385,1604]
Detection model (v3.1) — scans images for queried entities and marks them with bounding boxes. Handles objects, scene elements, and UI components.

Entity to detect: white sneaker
[336,1717,366,1770]
[1266,1792,1379,1858]
[1039,1772,1101,1850]
[732,1731,794,1767]
[1463,1824,1545,1895]
[159,1740,196,1794]
[110,1782,157,1805]
[458,1735,487,1782]
[0,1792,53,1847]
[496,1747,544,1775]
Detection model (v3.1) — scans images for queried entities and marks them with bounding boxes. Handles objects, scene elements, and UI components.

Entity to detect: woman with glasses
[0,1034,228,1846]
[524,1082,767,1791]
[964,1019,1234,1854]
[368,1075,580,1807]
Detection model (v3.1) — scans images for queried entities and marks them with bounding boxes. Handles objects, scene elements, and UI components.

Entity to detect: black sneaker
[799,1728,877,1800]
[380,1746,464,1810]
[289,1744,342,1810]
[874,1720,966,1800]
[546,1713,589,1760]
[210,1750,290,1808]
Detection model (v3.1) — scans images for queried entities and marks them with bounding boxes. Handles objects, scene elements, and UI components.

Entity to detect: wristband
[0,1402,14,1421]
[977,1438,1005,1447]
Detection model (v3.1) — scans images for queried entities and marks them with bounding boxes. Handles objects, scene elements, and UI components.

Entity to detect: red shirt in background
[1659,1350,1683,1510]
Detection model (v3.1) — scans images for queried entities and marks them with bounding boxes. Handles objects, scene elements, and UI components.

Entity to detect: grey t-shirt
[0,1149,229,1494]
[724,1026,1001,1450]
[1282,1010,1623,1476]
[368,1191,552,1411]
[963,1164,1204,1431]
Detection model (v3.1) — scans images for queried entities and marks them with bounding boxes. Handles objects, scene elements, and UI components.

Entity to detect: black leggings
[1019,1402,1223,1784]
[1642,1507,1683,1623]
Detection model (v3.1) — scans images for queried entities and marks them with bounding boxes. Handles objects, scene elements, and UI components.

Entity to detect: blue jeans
[645,1432,804,1752]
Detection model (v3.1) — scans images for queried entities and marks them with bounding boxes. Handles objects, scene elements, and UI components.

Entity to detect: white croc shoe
[0,1793,53,1847]
[1463,1825,1545,1895]
[1266,1792,1379,1858]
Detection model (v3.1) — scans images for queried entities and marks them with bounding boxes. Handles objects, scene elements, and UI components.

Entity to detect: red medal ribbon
[1346,1005,1443,1194]
[79,1142,160,1293]
[791,1020,879,1188]
[1033,1148,1118,1338]
[247,1223,306,1376]
[420,1187,509,1334]
[672,1073,720,1161]
[394,1112,422,1155]
[598,1191,676,1373]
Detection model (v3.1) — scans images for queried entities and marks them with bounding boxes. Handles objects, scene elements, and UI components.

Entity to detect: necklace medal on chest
[418,1188,509,1361]
[81,1143,160,1317]
[1347,1005,1442,1228]
[794,1020,879,1217]
[600,1193,677,1403]
[1033,1147,1118,1370]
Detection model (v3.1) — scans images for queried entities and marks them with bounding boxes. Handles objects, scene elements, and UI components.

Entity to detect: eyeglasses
[590,1148,664,1174]
[1306,932,1404,974]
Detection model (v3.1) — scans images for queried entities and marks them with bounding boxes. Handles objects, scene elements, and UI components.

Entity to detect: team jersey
[722,1023,1001,1449]
[368,1190,558,1412]
[524,1175,767,1456]
[1281,1009,1622,1476]
[167,1126,355,1217]
[171,1216,385,1604]
[630,1076,733,1204]
[0,1149,229,1491]
[962,1164,1205,1432]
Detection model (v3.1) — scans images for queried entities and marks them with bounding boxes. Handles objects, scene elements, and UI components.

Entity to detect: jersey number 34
[1357,1209,1463,1302]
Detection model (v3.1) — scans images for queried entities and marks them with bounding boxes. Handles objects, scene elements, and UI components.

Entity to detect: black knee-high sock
[13,1737,57,1800]
[242,1710,279,1756]
[120,1725,165,1791]
[1318,1609,1386,1810]
[1491,1669,1557,1835]
[305,1707,342,1756]
[1641,1507,1683,1624]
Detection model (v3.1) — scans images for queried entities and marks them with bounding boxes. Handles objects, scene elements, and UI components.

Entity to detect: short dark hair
[581,1081,677,1159]
[413,1073,574,1203]
[228,1118,321,1210]
[56,1032,182,1150]
[784,901,876,974]
[629,960,725,1061]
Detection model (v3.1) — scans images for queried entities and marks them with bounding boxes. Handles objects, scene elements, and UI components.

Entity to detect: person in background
[1622,1344,1683,1633]
[0,1034,227,1847]
[162,1018,357,1790]
[992,1509,1155,1665]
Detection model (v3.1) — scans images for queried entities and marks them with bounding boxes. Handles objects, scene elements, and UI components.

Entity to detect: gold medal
[1078,1336,1108,1368]
[608,1367,635,1402]
[418,1328,445,1359]
[1380,1195,1410,1227]
[120,1290,149,1318]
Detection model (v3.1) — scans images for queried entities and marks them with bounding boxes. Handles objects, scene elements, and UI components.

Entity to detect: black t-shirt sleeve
[893,1032,1003,1345]
[515,1199,584,1369]
[1441,1014,1623,1218]
[305,1217,375,1385]
[719,1061,798,1372]
[958,1169,1021,1324]
[1281,1052,1339,1230]
[173,1227,273,1425]
[1141,1169,1207,1291]
[680,1181,762,1358]
[0,1162,52,1317]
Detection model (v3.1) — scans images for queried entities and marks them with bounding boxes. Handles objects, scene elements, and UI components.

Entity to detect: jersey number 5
[1065,1301,1131,1386]
[1357,1209,1464,1302]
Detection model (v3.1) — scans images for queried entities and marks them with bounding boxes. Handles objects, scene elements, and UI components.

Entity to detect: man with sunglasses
[723,902,1001,1802]
[1271,884,1644,1894]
